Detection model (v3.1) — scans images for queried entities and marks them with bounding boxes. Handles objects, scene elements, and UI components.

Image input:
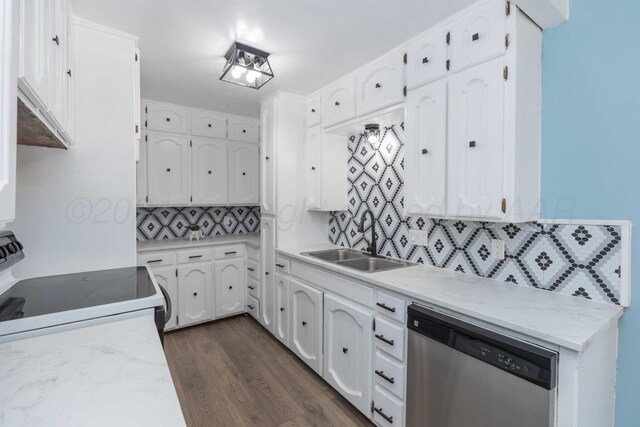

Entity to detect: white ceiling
[71,0,476,118]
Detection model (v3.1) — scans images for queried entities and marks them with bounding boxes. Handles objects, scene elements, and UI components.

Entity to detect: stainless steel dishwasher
[406,304,557,427]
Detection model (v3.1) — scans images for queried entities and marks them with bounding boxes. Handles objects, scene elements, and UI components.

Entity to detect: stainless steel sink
[302,248,414,273]
[302,248,368,262]
[336,257,414,273]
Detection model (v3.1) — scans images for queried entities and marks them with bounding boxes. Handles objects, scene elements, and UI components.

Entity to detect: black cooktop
[0,266,157,321]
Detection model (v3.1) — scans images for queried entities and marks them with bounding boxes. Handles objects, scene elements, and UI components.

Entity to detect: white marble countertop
[0,315,185,427]
[137,233,260,252]
[278,244,623,352]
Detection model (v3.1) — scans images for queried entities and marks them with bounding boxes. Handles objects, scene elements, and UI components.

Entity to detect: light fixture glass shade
[220,42,274,89]
[365,123,381,146]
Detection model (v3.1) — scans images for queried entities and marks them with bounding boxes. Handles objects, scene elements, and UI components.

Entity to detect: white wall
[10,18,138,278]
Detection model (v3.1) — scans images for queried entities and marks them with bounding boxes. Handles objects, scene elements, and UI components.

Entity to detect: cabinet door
[136,134,147,205]
[18,0,51,109]
[260,217,276,333]
[275,273,289,346]
[214,258,245,318]
[228,141,259,205]
[191,137,228,205]
[322,72,356,127]
[145,102,189,134]
[190,110,226,138]
[447,58,504,219]
[150,266,178,330]
[356,51,404,116]
[450,0,507,72]
[260,98,276,215]
[404,79,448,216]
[178,263,212,327]
[306,126,323,210]
[324,294,373,415]
[45,0,66,131]
[228,117,259,143]
[290,278,323,375]
[306,92,321,127]
[147,133,190,205]
[407,27,449,89]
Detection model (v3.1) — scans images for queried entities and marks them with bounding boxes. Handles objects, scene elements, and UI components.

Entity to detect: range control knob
[6,243,17,254]
[0,245,7,259]
[14,240,23,251]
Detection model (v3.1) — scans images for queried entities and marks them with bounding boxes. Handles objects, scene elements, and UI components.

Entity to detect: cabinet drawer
[373,386,404,427]
[177,248,213,264]
[247,259,260,280]
[214,245,245,259]
[406,27,449,89]
[138,251,176,267]
[228,117,259,143]
[145,103,189,134]
[321,72,356,127]
[190,111,227,138]
[275,257,290,274]
[356,50,405,116]
[247,277,260,299]
[247,246,260,261]
[306,93,321,126]
[450,0,507,72]
[247,295,260,320]
[375,291,406,323]
[375,317,405,362]
[374,352,405,400]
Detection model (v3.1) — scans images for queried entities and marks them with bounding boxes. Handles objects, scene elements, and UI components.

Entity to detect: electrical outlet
[491,239,505,260]
[409,229,429,246]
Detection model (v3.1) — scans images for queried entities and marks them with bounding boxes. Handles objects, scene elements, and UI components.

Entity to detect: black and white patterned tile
[329,123,623,305]
[137,206,260,241]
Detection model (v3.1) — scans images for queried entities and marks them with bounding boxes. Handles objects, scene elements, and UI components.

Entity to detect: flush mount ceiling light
[220,42,274,90]
[365,123,380,146]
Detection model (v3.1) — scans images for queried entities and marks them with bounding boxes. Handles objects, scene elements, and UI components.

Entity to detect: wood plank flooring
[164,315,374,427]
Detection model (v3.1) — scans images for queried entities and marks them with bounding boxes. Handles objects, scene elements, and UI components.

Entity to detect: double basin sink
[301,248,415,273]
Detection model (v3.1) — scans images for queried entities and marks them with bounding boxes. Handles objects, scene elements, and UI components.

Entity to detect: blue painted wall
[541,0,640,425]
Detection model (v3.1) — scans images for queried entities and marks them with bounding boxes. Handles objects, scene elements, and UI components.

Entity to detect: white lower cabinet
[323,294,373,415]
[289,278,323,375]
[247,294,260,321]
[214,257,246,318]
[373,386,404,427]
[149,265,178,330]
[274,273,289,346]
[177,263,213,327]
[260,217,276,333]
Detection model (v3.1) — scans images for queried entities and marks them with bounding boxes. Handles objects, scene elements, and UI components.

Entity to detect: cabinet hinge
[446,31,451,45]
[146,195,148,203]
[503,66,509,81]
[145,134,148,142]
[175,269,178,277]
[176,316,179,325]
[190,140,192,147]
[135,52,138,61]
[446,59,451,71]
[145,106,148,114]
[135,124,139,133]
[403,52,407,64]
[506,1,511,16]
[403,86,407,97]
[501,198,507,214]
[371,401,375,413]
[190,196,193,202]
[505,34,510,49]
[373,318,376,331]
[145,120,148,128]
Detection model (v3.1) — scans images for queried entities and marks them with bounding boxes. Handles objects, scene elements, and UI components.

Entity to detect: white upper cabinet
[145,102,189,134]
[178,263,213,327]
[306,92,321,127]
[406,27,449,89]
[214,258,246,318]
[46,0,67,131]
[449,0,507,72]
[289,278,323,375]
[323,294,373,415]
[305,126,323,210]
[260,97,276,215]
[228,141,259,205]
[404,79,448,217]
[147,133,190,205]
[322,72,356,127]
[228,117,259,143]
[447,58,504,219]
[136,134,148,205]
[356,50,405,116]
[190,110,226,138]
[18,0,51,109]
[191,137,228,205]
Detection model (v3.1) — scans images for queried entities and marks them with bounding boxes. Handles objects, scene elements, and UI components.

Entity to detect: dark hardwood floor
[164,315,374,427]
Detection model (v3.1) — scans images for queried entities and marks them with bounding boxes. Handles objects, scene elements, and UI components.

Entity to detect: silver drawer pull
[188,255,202,259]
[225,251,237,255]
[147,259,163,264]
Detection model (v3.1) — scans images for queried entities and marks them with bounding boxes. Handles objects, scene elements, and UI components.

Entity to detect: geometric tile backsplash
[137,206,260,241]
[329,123,623,305]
